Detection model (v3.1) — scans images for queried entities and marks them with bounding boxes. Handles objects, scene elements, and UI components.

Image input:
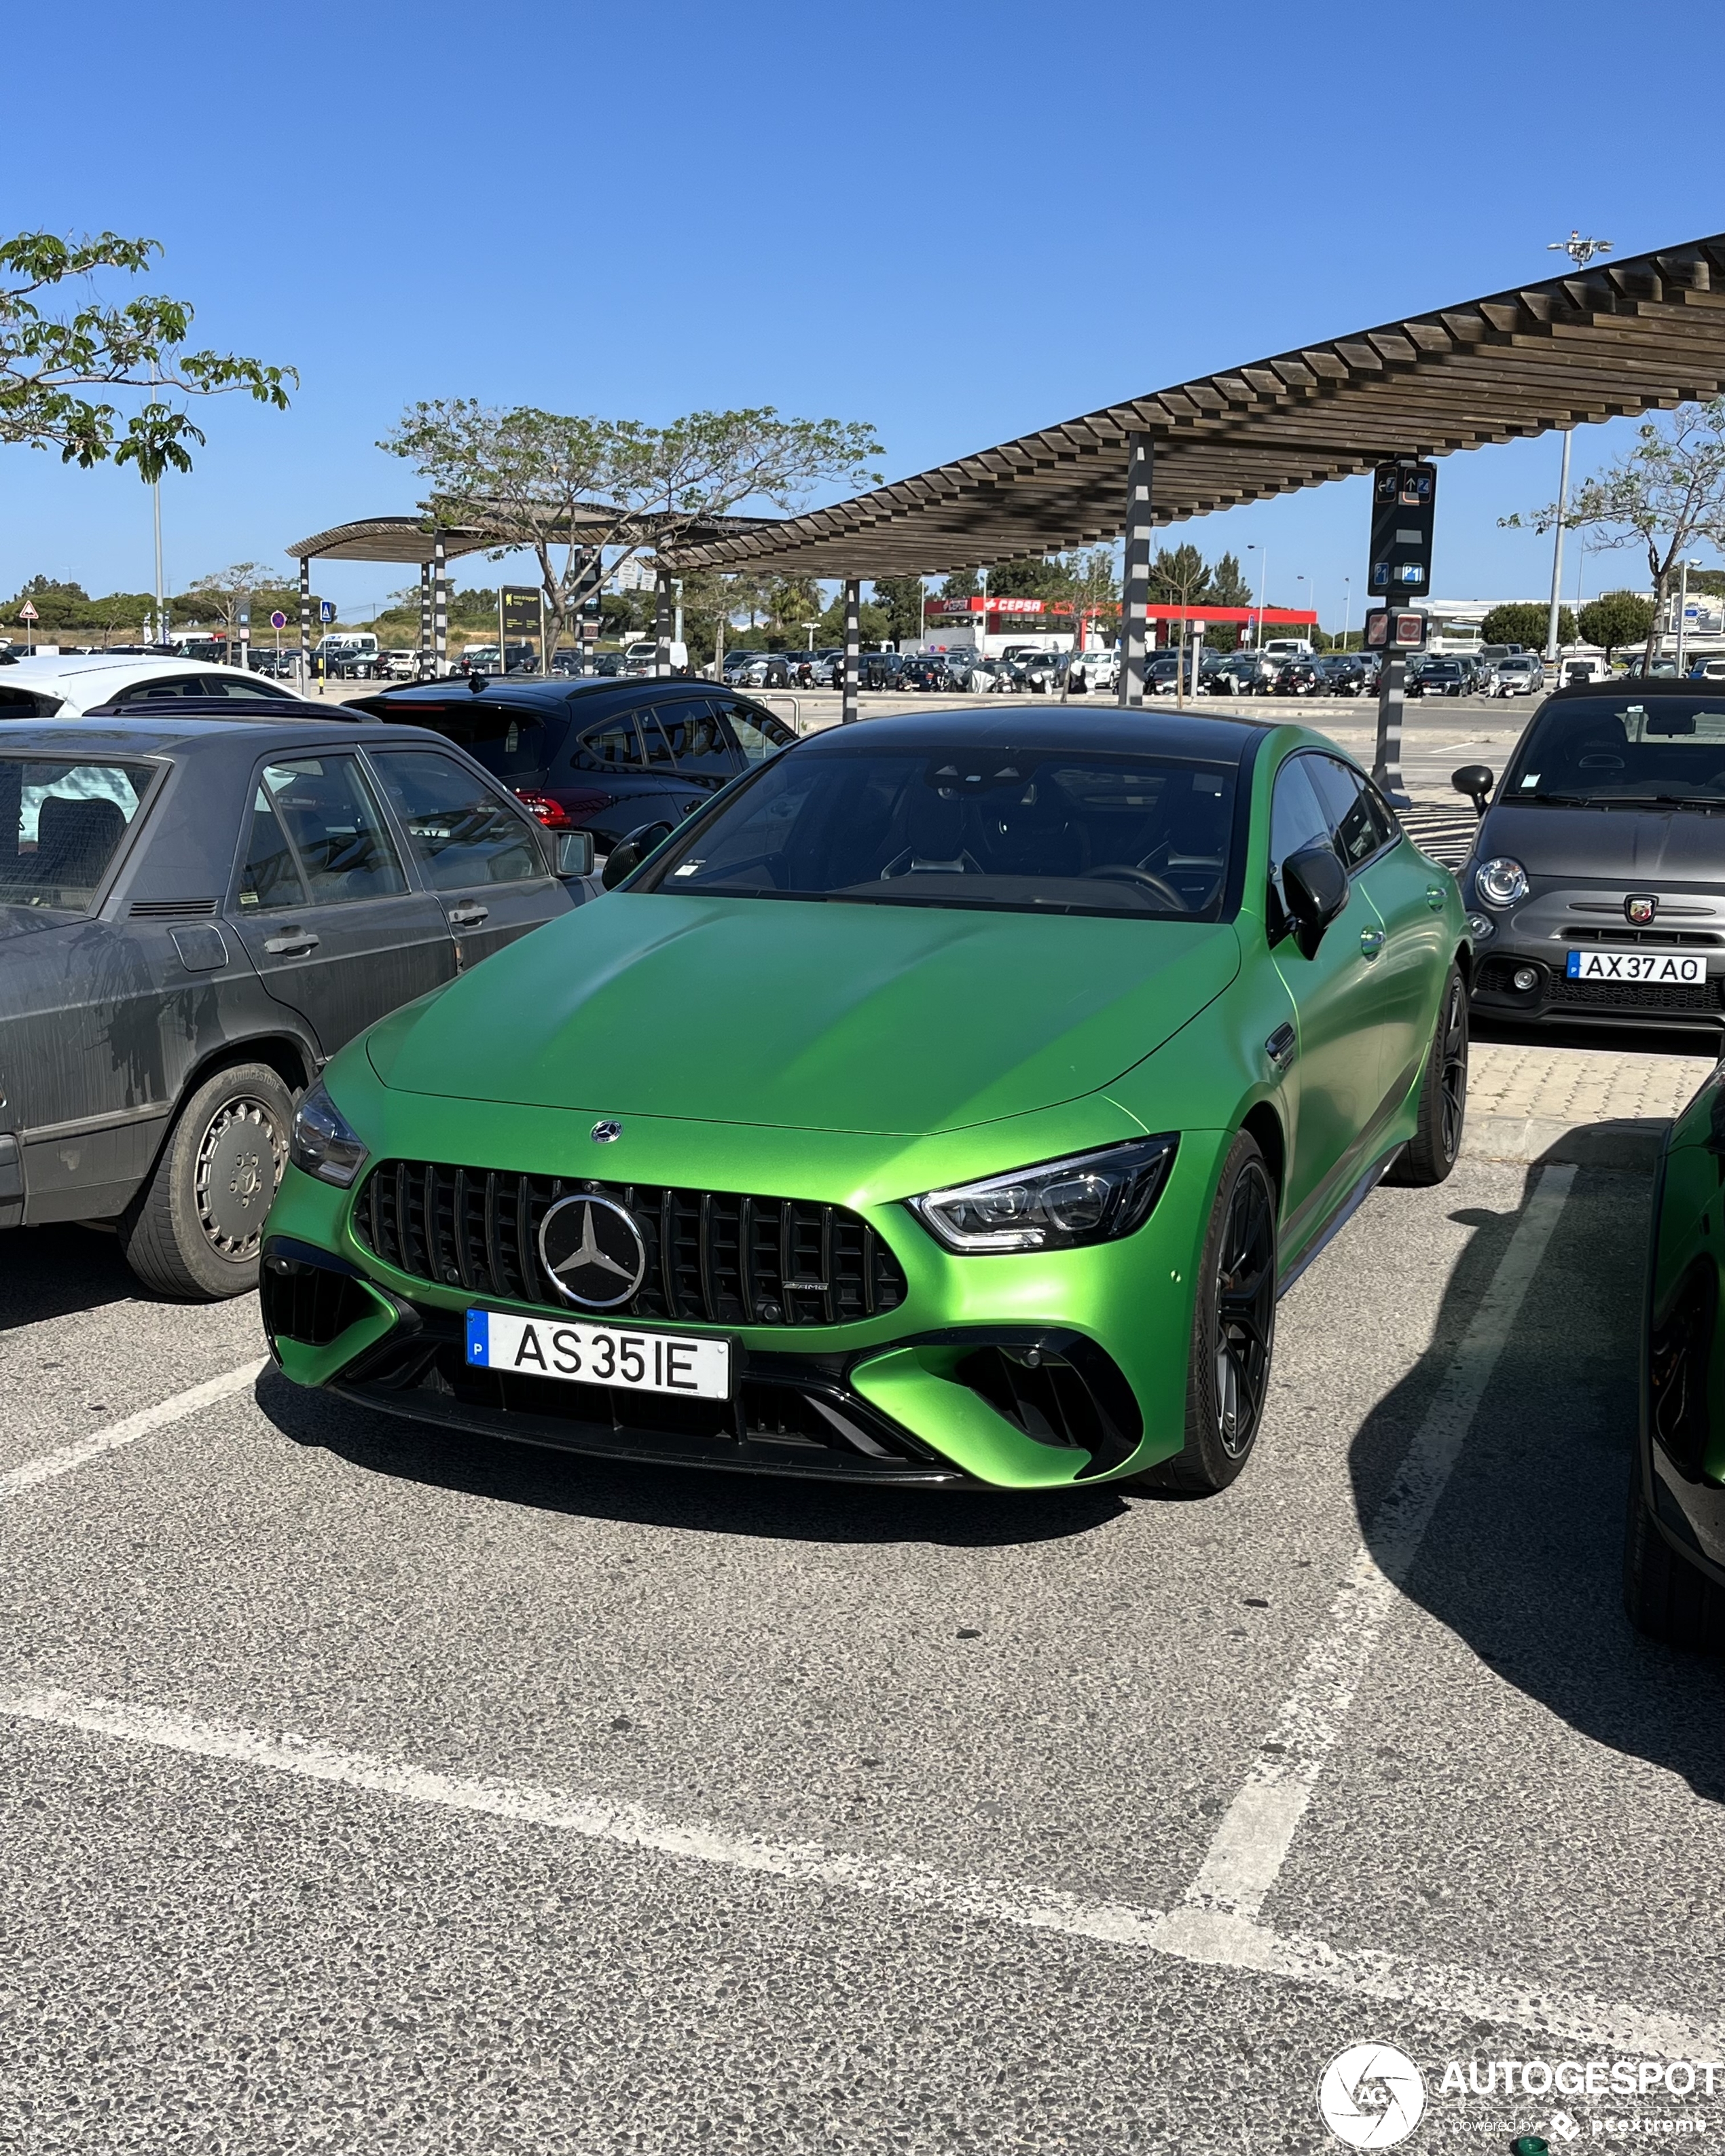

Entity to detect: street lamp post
[1544,426,1573,664]
[1248,545,1267,649]
[1676,559,1701,675]
[1341,577,1352,650]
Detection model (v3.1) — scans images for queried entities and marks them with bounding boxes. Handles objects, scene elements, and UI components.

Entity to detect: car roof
[1540,677,1714,701]
[0,713,457,758]
[350,677,742,722]
[791,704,1267,761]
[0,653,265,684]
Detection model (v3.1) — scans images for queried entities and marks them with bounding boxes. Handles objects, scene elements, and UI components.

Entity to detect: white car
[1069,649,1119,692]
[1491,655,1545,697]
[0,653,310,718]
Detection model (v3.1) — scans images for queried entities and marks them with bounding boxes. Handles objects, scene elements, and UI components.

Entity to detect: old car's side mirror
[600,820,674,890]
[1282,845,1349,957]
[1452,764,1495,814]
[553,828,594,879]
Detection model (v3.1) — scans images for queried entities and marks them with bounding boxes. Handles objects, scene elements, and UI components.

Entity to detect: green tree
[1503,400,1725,655]
[0,230,292,478]
[871,574,926,644]
[1480,601,1577,647]
[1577,589,1654,657]
[1208,551,1253,607]
[983,556,1068,601]
[941,568,980,601]
[1148,544,1212,607]
[380,400,882,661]
[179,561,269,637]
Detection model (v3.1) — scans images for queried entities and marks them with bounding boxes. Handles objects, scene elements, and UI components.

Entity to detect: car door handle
[446,903,489,928]
[1425,883,1447,911]
[1265,1022,1296,1072]
[263,928,319,955]
[1360,926,1386,960]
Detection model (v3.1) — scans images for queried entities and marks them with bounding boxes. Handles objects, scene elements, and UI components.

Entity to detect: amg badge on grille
[539,1195,647,1308]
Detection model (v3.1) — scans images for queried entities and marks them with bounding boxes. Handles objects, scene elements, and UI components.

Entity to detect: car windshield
[1504,697,1725,804]
[637,742,1238,918]
[0,756,154,911]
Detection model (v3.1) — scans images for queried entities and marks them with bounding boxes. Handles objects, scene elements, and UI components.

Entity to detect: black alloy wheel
[1212,1158,1277,1458]
[1131,1130,1278,1495]
[1388,963,1468,1187]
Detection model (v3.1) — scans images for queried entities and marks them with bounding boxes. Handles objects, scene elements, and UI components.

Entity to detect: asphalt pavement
[3,1098,1723,2151]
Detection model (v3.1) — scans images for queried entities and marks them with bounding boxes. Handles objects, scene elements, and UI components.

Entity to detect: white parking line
[1168,1163,1577,1933]
[0,1359,267,1499]
[0,1675,1711,2059]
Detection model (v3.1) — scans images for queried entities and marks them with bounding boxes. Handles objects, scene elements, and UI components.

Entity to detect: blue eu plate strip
[1566,953,1581,976]
[465,1309,490,1366]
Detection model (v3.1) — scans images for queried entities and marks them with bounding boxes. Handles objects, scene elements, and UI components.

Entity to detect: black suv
[355,678,796,849]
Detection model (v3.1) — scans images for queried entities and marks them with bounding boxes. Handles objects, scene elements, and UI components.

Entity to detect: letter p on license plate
[1565,947,1707,985]
[466,1309,731,1398]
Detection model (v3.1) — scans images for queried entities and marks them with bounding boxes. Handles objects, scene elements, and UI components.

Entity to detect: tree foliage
[870,575,926,644]
[1148,543,1211,606]
[380,399,882,655]
[0,230,293,480]
[1504,401,1725,650]
[1208,552,1253,608]
[1480,602,1577,648]
[1577,589,1654,656]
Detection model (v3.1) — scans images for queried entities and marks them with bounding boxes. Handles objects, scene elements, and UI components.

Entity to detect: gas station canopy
[676,230,1725,579]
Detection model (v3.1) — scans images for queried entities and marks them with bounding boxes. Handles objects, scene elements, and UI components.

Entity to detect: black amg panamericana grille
[351,1161,908,1328]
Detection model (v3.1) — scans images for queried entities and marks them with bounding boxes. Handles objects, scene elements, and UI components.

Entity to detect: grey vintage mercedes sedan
[0,711,591,1298]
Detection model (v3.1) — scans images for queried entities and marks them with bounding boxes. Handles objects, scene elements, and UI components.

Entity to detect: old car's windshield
[638,744,1239,917]
[0,757,155,911]
[1506,698,1725,803]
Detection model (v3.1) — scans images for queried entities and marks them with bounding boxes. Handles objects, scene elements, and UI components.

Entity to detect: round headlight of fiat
[1474,856,1528,909]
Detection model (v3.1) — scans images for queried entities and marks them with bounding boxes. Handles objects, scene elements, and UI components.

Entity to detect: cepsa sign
[927,597,1074,618]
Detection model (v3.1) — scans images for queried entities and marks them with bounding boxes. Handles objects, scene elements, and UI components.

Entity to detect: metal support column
[1372,647,1409,805]
[419,562,432,674]
[841,579,860,723]
[298,557,310,691]
[1117,431,1152,708]
[655,570,672,676]
[433,536,448,676]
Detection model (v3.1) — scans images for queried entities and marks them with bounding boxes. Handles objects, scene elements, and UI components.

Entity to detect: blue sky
[5,0,1715,629]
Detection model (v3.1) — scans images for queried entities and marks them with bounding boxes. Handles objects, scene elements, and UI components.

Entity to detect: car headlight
[289,1080,369,1188]
[908,1136,1178,1254]
[1474,856,1528,909]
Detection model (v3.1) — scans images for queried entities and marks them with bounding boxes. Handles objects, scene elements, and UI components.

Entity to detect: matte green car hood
[370,892,1240,1136]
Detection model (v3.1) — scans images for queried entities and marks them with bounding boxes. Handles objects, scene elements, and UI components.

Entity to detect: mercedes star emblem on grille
[538,1194,647,1308]
[591,1119,623,1144]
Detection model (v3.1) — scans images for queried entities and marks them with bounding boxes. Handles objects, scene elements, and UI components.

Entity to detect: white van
[314,632,380,676]
[1261,638,1315,659]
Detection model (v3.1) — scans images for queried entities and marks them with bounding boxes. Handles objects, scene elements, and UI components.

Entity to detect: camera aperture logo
[1318,2043,1428,2147]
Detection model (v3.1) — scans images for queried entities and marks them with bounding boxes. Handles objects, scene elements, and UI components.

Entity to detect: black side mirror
[1452,764,1494,814]
[553,828,594,879]
[600,820,674,890]
[1282,845,1349,957]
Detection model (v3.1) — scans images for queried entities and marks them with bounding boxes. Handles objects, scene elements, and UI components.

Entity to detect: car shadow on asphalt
[1348,1144,1725,1804]
[253,1368,1130,1550]
[0,1224,145,1332]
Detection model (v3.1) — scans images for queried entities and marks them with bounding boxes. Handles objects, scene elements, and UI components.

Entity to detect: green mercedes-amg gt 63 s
[262,708,1470,1495]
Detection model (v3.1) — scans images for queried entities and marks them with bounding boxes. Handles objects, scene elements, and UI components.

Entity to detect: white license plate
[1566,948,1707,985]
[465,1309,731,1400]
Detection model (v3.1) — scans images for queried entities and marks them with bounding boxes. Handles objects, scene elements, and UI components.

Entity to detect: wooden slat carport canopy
[285,508,778,566]
[674,231,1725,579]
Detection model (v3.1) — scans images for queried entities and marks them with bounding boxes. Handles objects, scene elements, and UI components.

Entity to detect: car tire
[120,1061,293,1300]
[1387,964,1468,1188]
[1623,1465,1725,1651]
[1129,1130,1277,1495]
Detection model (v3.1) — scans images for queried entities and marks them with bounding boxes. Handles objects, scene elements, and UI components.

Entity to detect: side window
[238,788,309,911]
[573,714,642,771]
[367,748,547,890]
[254,756,406,904]
[1268,756,1333,909]
[112,675,208,705]
[655,700,733,775]
[197,674,293,700]
[718,699,793,765]
[635,710,676,770]
[1307,754,1392,870]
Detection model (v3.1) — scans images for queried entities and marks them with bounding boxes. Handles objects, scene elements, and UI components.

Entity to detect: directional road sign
[319,600,335,623]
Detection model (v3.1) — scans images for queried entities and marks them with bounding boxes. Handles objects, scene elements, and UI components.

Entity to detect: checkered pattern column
[433,536,448,676]
[419,563,432,673]
[655,569,672,676]
[1118,432,1153,708]
[841,579,860,723]
[298,557,310,688]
